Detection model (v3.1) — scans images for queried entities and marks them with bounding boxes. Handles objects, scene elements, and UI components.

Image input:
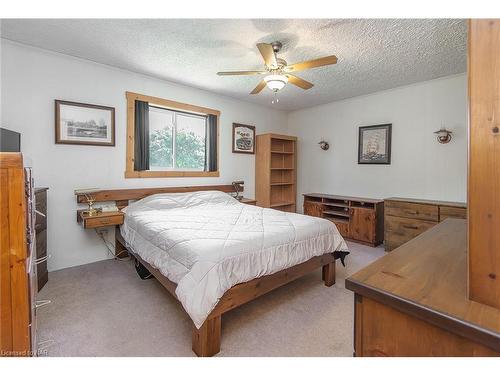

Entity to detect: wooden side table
[77,210,124,229]
[240,198,257,205]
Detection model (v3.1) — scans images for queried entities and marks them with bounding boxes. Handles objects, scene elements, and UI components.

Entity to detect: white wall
[1,40,288,271]
[287,74,467,211]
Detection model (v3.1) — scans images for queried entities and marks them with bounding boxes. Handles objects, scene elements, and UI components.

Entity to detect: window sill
[124,170,220,178]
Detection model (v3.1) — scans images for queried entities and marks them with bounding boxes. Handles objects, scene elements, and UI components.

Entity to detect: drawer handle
[35,209,46,218]
[35,254,51,265]
[35,300,51,309]
[404,210,418,215]
[402,224,419,230]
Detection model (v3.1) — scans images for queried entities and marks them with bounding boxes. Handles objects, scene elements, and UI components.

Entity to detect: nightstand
[240,198,257,205]
[77,210,124,229]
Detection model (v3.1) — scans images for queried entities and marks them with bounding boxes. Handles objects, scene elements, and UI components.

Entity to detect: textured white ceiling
[0,19,467,111]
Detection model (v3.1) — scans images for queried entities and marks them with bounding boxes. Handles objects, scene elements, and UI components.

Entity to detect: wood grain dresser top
[385,197,467,208]
[346,219,500,351]
[303,193,384,204]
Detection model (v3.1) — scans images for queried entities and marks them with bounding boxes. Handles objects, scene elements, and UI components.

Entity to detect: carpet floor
[37,241,385,356]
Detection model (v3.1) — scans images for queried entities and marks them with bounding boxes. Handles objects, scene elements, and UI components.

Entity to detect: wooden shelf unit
[303,193,384,247]
[256,134,297,212]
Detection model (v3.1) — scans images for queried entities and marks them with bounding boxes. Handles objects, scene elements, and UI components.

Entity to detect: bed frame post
[322,261,336,287]
[192,314,221,357]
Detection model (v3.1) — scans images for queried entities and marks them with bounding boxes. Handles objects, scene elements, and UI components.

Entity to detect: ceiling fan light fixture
[264,74,288,92]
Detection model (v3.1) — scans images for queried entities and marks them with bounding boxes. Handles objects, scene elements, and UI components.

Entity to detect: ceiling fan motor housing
[271,41,283,53]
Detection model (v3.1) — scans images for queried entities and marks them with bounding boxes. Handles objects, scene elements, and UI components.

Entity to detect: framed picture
[55,100,115,146]
[358,123,392,164]
[232,123,255,154]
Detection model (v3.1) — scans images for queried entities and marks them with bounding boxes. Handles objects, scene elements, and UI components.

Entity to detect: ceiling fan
[217,41,338,99]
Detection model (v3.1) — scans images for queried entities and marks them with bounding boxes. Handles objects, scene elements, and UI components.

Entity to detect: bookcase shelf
[256,134,297,213]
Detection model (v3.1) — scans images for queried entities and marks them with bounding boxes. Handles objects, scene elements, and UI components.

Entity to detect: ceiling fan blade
[286,74,314,90]
[284,55,338,73]
[256,43,278,69]
[217,70,267,76]
[250,80,267,95]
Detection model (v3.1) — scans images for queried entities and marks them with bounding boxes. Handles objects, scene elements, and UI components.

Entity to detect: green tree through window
[149,107,206,170]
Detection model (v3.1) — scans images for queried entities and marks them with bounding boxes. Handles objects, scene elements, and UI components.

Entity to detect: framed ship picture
[358,124,392,164]
[232,123,255,154]
[55,100,115,146]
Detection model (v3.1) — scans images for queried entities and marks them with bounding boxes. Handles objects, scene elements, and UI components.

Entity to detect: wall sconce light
[434,127,452,144]
[232,180,244,200]
[318,140,330,150]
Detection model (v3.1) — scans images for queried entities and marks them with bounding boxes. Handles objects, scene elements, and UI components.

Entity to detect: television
[0,128,21,152]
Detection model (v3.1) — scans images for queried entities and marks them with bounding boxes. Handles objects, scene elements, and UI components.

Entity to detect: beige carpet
[37,241,385,356]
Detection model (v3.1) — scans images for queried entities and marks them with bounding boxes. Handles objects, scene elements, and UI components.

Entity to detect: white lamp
[264,74,288,92]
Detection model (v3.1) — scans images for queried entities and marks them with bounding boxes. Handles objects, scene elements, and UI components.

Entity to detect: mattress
[120,190,348,328]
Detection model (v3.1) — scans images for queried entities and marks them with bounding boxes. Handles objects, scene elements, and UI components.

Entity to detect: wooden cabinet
[303,193,384,247]
[350,207,375,243]
[256,134,297,212]
[303,200,323,217]
[0,153,37,356]
[384,198,466,252]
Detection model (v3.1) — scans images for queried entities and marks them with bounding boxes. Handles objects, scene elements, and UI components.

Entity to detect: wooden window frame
[125,91,220,178]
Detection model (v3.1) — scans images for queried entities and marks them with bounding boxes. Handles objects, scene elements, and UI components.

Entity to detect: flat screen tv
[0,128,21,152]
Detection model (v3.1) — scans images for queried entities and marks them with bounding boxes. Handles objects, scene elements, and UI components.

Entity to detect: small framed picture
[358,124,392,164]
[232,123,255,154]
[55,100,115,146]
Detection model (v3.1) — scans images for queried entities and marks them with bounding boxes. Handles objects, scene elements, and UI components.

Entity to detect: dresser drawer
[385,201,439,222]
[83,214,124,228]
[384,237,406,252]
[439,206,467,221]
[35,192,47,232]
[385,215,436,247]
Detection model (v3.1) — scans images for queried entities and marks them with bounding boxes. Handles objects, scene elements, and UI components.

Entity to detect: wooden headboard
[75,184,240,209]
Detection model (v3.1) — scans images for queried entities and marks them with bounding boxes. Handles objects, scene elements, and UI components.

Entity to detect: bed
[77,185,348,356]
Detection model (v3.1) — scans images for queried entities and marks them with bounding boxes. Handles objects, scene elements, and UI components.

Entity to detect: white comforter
[120,191,348,328]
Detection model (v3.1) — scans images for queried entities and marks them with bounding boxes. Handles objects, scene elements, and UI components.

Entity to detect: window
[125,91,220,178]
[149,106,206,171]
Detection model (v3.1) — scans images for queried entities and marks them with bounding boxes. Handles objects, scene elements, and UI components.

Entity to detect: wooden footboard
[116,230,336,356]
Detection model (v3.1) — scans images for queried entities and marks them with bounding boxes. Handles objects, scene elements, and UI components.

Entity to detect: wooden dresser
[255,134,297,212]
[384,197,466,252]
[0,153,38,356]
[346,219,500,356]
[35,188,49,291]
[303,193,384,247]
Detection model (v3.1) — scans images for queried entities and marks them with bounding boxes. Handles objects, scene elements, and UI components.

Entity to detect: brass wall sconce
[318,140,330,150]
[434,127,453,144]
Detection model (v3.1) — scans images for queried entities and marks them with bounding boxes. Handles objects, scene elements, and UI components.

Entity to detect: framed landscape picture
[55,100,115,146]
[358,123,392,164]
[232,123,255,154]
